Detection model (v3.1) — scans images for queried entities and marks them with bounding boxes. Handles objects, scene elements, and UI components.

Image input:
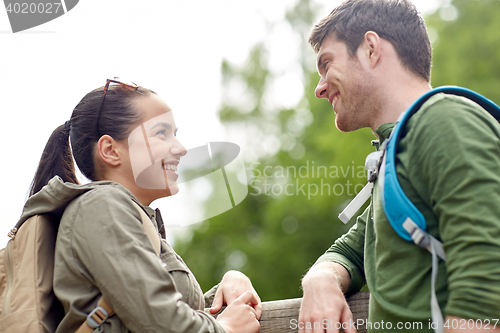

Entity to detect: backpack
[0,214,63,333]
[339,86,500,333]
[0,195,160,333]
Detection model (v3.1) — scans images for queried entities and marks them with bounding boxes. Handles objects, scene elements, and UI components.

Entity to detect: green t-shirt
[316,93,500,332]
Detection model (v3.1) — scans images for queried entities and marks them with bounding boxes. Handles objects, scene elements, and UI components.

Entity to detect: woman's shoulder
[76,181,134,204]
[62,181,142,228]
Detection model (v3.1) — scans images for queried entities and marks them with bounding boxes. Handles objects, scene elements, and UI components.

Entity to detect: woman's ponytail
[29,123,79,196]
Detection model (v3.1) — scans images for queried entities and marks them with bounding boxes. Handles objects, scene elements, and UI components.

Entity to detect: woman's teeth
[163,163,177,172]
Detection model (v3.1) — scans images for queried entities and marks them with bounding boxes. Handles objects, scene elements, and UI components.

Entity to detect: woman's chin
[159,183,180,198]
[166,184,179,196]
[146,186,179,203]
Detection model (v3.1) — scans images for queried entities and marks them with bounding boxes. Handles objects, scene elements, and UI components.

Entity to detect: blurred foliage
[174,0,500,302]
[427,0,500,103]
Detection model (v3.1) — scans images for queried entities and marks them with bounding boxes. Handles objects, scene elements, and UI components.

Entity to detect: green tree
[174,0,373,302]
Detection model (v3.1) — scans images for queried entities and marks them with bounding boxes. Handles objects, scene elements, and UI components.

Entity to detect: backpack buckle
[402,218,430,248]
[8,228,18,240]
[86,306,110,328]
[365,151,384,182]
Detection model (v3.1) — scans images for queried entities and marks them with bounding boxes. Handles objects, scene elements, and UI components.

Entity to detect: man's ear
[96,135,122,167]
[359,31,382,69]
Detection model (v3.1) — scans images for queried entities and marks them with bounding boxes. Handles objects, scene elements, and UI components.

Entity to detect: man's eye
[319,61,329,75]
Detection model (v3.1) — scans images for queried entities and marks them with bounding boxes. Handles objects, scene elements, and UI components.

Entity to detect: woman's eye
[155,129,167,137]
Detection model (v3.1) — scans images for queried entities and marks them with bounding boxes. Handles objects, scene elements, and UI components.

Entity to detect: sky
[0,0,443,248]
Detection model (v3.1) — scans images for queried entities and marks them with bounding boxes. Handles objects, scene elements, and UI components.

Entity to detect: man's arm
[298,202,369,333]
[302,262,351,294]
[299,262,356,333]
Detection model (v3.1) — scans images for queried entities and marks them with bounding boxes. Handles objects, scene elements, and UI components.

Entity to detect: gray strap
[338,182,373,223]
[430,240,444,333]
[403,218,446,333]
[402,218,446,261]
[377,152,387,206]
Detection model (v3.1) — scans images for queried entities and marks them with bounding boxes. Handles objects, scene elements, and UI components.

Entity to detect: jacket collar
[18,176,166,238]
[375,122,396,145]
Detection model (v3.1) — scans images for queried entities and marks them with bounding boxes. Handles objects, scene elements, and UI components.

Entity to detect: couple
[24,0,500,332]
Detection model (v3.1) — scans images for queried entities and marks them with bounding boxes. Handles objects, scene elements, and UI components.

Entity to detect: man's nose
[315,78,328,99]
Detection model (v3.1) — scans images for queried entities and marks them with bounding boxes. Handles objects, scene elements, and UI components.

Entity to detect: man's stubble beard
[335,69,380,133]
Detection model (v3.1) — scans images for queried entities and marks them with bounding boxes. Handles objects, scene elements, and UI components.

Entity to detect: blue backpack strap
[380,86,500,333]
[381,85,500,241]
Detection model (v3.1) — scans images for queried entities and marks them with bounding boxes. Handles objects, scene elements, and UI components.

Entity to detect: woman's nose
[171,139,187,156]
[315,78,328,99]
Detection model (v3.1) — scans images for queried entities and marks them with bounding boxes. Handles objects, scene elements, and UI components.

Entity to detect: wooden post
[208,291,369,333]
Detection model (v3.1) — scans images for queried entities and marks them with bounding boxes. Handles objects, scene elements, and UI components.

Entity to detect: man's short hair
[309,0,432,82]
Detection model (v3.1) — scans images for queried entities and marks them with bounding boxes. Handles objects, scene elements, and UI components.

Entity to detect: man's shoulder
[405,92,500,142]
[413,92,496,124]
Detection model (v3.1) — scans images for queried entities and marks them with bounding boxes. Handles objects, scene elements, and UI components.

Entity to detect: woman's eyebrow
[151,122,178,135]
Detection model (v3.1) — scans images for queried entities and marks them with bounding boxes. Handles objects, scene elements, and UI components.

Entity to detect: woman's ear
[96,135,122,167]
[359,31,382,69]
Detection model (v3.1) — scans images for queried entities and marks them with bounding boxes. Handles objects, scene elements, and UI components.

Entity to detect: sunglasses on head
[95,77,139,137]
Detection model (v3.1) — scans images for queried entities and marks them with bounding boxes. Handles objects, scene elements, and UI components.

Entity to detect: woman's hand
[216,291,261,333]
[210,270,262,320]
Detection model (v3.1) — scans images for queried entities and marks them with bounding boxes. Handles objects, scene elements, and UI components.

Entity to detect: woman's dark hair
[29,84,156,196]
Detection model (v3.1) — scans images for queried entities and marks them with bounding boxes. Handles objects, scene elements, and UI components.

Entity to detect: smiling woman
[8,78,262,333]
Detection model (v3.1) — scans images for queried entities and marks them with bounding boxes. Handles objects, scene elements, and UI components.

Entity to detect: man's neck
[370,77,432,133]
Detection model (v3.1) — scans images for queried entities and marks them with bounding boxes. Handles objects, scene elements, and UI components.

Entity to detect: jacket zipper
[2,241,14,317]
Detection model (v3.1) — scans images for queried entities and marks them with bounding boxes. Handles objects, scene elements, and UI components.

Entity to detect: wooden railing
[210,291,370,333]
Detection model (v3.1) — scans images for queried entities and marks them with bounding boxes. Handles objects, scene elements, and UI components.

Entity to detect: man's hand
[299,262,356,333]
[210,270,262,320]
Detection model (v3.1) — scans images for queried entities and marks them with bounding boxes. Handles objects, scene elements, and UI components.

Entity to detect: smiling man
[298,1,500,332]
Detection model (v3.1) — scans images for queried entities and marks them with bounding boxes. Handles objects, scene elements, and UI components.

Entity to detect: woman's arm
[70,186,230,332]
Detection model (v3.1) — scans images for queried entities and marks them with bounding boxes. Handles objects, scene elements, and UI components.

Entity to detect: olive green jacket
[19,176,224,333]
